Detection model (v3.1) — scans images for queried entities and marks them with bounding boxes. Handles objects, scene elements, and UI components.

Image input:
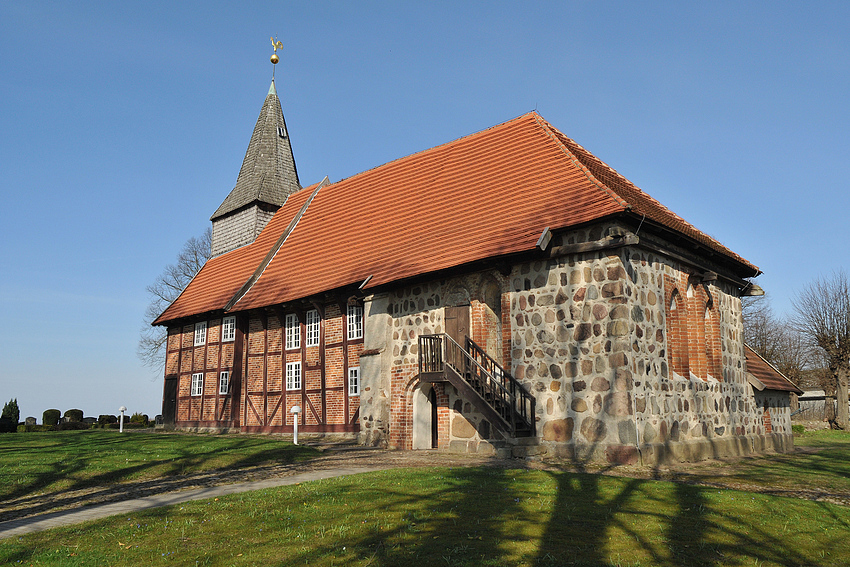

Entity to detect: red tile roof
[155,112,758,325]
[153,186,316,324]
[744,345,803,394]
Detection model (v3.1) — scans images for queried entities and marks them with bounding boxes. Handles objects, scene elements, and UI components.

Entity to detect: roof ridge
[539,116,757,272]
[328,112,541,186]
[530,113,631,210]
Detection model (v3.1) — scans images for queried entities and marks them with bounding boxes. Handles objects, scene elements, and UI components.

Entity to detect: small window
[348,366,360,396]
[286,362,302,390]
[306,309,320,347]
[285,313,300,350]
[191,372,204,396]
[219,371,230,395]
[221,316,236,342]
[277,125,287,138]
[347,304,363,340]
[194,321,207,346]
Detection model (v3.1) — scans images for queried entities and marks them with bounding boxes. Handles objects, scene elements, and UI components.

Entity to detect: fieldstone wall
[509,242,641,461]
[360,274,511,451]
[754,390,793,436]
[509,223,786,463]
[359,221,791,462]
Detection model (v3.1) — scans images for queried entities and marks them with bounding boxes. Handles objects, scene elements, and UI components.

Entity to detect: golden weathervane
[270,37,283,65]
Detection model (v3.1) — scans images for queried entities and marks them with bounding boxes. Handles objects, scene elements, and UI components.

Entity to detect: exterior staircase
[418,334,536,438]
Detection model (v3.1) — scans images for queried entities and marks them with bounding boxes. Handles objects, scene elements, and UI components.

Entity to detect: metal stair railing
[465,337,535,435]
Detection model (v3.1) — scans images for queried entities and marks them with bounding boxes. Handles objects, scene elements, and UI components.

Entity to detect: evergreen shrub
[1,399,20,424]
[43,409,61,426]
[64,409,84,423]
[57,421,90,431]
[18,424,56,432]
[130,412,149,426]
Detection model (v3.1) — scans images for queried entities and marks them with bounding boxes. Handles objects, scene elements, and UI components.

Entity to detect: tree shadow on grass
[253,464,840,566]
[273,465,536,566]
[0,431,318,519]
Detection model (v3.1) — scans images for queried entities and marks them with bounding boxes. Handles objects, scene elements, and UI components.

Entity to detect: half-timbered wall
[239,300,363,434]
[167,300,363,434]
[167,317,243,429]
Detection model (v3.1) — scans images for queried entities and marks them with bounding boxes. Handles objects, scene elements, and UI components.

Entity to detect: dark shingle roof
[210,80,301,220]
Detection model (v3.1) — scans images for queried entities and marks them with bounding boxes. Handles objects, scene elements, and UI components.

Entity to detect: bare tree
[742,295,784,362]
[742,294,812,386]
[791,270,850,429]
[138,228,212,370]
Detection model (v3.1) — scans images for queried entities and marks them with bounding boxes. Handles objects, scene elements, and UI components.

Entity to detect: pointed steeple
[209,80,301,257]
[211,80,300,221]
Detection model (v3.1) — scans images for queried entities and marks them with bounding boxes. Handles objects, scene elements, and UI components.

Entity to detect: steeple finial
[270,37,283,78]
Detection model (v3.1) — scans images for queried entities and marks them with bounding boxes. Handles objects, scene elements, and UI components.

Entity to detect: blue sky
[2,1,848,421]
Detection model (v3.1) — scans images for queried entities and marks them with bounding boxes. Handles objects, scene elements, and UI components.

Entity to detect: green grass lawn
[0,429,319,502]
[2,467,849,566]
[670,430,850,496]
[2,430,850,566]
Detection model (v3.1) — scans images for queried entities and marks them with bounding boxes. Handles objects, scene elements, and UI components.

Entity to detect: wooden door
[162,376,178,425]
[444,305,470,370]
[430,388,438,448]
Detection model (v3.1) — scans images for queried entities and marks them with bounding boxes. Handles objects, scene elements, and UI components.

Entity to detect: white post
[291,405,301,445]
[119,406,126,433]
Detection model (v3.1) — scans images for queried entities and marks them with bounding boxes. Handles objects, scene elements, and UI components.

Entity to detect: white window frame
[285,313,300,350]
[286,362,302,391]
[221,316,236,342]
[347,304,363,340]
[191,372,204,396]
[348,366,360,396]
[194,321,207,346]
[306,309,320,347]
[219,371,230,395]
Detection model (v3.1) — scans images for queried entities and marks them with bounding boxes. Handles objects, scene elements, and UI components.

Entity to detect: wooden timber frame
[168,315,245,429]
[238,297,362,434]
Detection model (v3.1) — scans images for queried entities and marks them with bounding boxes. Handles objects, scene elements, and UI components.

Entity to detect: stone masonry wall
[510,223,781,462]
[754,390,793,436]
[359,221,788,462]
[360,274,510,451]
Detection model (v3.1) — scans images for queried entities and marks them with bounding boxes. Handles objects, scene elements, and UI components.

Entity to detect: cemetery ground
[0,430,848,566]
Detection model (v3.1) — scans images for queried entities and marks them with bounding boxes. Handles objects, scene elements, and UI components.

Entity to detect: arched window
[703,298,722,380]
[667,287,689,378]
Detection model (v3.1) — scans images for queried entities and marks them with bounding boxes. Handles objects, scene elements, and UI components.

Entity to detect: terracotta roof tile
[744,344,803,394]
[155,112,758,325]
[539,116,758,272]
[153,186,315,324]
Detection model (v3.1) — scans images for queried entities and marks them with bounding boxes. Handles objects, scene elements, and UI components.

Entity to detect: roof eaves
[152,259,211,326]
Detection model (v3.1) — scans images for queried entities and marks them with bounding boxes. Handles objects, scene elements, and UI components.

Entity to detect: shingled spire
[210,80,301,257]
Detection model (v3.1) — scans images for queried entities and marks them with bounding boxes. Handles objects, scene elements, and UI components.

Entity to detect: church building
[153,74,801,464]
